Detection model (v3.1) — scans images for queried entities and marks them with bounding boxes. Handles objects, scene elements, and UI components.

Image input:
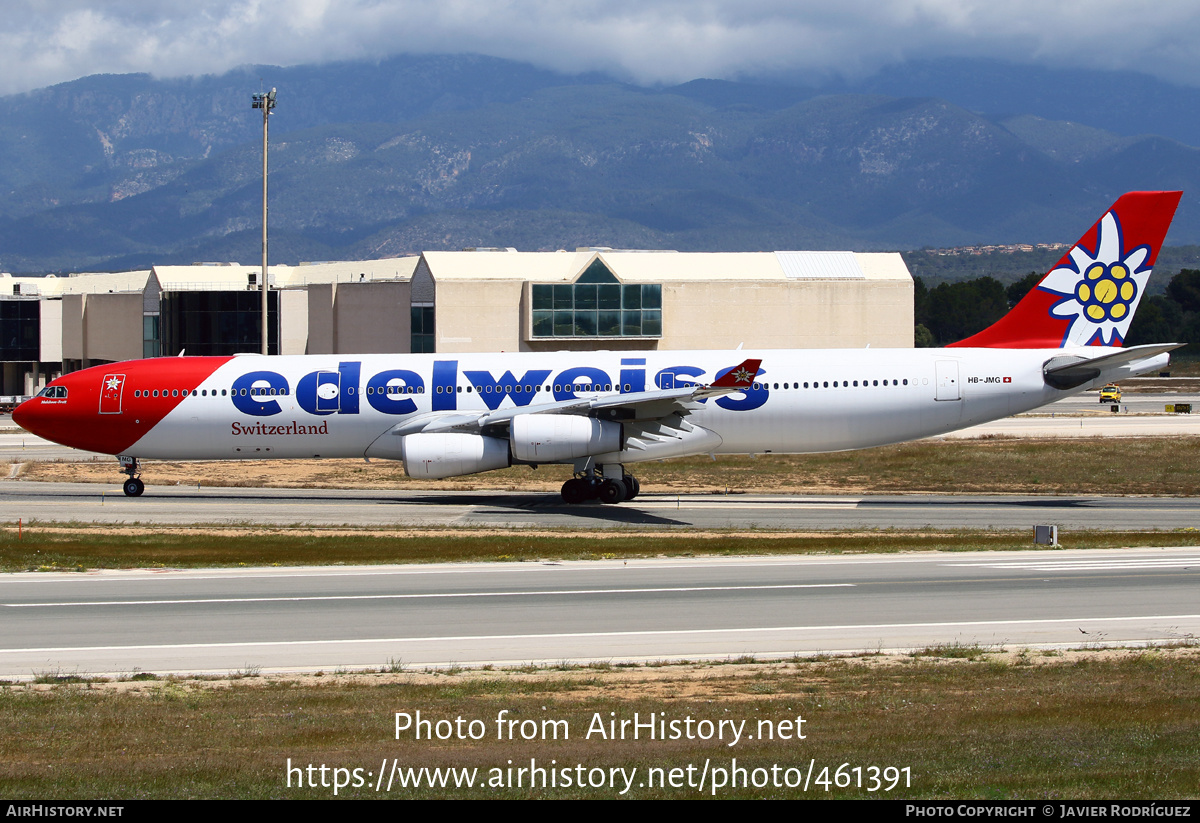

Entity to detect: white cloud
[2,0,1199,95]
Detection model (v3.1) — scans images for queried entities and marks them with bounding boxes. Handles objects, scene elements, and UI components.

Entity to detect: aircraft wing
[389,358,762,436]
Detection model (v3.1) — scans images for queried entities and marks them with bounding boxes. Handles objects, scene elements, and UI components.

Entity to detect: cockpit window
[37,386,67,399]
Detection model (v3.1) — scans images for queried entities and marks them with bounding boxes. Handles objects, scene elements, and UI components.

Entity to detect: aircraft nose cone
[11,397,38,434]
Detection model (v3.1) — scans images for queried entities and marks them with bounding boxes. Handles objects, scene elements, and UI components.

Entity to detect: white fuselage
[123,346,1161,462]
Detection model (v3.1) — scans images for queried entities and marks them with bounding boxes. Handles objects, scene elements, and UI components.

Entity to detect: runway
[2,480,1199,529]
[2,548,1196,677]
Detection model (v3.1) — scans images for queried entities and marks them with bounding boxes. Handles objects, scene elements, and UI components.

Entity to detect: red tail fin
[949,191,1182,349]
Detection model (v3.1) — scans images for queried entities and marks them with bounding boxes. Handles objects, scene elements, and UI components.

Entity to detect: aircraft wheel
[624,476,640,500]
[123,478,145,497]
[598,479,626,504]
[561,478,588,505]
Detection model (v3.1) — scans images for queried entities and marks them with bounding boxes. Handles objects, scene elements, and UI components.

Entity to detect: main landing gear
[118,456,144,497]
[560,465,640,505]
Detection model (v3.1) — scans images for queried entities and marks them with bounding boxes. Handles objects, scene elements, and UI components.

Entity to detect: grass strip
[1,651,1196,798]
[2,527,1200,571]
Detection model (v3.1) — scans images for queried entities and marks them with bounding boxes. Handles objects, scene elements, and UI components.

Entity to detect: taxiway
[1,548,1196,677]
[1,481,1198,530]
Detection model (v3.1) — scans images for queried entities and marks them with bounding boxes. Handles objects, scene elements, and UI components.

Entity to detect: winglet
[708,359,762,390]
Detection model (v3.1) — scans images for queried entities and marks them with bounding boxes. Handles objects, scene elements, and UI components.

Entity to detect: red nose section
[10,399,34,432]
[14,357,231,455]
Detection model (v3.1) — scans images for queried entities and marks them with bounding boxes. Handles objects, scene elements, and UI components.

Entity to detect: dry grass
[1,649,1196,798]
[15,436,1200,496]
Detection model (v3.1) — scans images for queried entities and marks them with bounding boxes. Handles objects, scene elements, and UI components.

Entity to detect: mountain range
[2,54,1198,273]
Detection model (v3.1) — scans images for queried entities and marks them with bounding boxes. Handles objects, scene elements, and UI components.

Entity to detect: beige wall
[436,280,523,353]
[659,280,913,350]
[83,293,143,363]
[39,298,62,363]
[305,282,411,354]
[279,289,308,356]
[306,284,335,354]
[61,294,85,361]
[333,281,411,353]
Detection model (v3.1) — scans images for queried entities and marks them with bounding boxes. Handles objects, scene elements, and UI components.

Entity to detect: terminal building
[0,248,914,397]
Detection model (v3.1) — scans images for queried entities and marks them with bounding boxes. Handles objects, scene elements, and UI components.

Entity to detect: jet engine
[400,433,510,479]
[510,414,621,462]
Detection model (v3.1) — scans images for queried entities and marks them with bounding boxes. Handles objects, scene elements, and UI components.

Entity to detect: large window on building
[530,261,661,339]
[143,314,160,358]
[411,306,435,352]
[160,291,279,356]
[0,298,40,361]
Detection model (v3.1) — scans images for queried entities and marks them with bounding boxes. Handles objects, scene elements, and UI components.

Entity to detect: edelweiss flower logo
[1038,211,1151,346]
[731,367,753,384]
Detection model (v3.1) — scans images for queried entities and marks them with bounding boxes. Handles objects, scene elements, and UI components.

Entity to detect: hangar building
[0,248,913,397]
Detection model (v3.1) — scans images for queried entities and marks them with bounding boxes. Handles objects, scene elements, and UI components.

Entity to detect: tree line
[914,270,1200,354]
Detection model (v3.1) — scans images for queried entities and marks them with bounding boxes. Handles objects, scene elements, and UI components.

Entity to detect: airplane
[12,190,1184,504]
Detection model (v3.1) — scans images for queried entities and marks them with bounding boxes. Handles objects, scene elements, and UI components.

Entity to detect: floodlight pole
[251,88,277,355]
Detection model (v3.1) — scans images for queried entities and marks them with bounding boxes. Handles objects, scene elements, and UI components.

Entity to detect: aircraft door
[99,374,126,414]
[656,367,703,391]
[935,361,960,401]
[315,371,340,413]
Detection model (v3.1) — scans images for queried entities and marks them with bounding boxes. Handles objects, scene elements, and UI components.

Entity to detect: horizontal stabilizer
[1043,343,1182,390]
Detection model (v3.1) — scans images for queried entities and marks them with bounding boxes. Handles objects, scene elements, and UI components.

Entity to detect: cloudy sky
[5,0,1200,95]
